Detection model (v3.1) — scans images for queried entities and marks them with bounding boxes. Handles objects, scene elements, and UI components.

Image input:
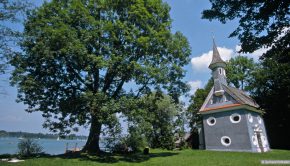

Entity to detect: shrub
[18,138,43,157]
[143,147,149,154]
[111,134,147,153]
[125,133,147,152]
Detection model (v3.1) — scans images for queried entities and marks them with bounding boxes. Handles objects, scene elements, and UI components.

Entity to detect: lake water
[0,137,88,155]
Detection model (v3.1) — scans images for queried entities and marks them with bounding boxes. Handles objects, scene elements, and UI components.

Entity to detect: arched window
[219,68,222,75]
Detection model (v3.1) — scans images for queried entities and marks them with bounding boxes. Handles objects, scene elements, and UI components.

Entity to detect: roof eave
[209,62,226,70]
[199,104,262,115]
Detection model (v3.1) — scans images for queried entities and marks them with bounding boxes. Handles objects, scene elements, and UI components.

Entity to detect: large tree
[10,0,190,153]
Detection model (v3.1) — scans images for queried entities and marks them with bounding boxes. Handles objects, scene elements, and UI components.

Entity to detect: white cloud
[187,80,202,95]
[235,45,269,61]
[191,47,233,72]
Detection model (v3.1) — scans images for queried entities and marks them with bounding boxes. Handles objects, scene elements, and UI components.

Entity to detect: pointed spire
[209,37,226,70]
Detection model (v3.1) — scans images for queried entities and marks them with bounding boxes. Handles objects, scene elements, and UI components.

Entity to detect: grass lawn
[1,149,290,166]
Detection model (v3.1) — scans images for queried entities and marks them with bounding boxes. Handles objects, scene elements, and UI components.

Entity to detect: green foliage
[0,0,30,74]
[226,56,256,90]
[18,138,43,157]
[0,0,30,95]
[173,106,187,142]
[249,58,290,149]
[125,92,180,150]
[202,0,289,62]
[187,78,213,130]
[102,118,122,152]
[125,126,148,152]
[10,0,190,152]
[111,127,147,153]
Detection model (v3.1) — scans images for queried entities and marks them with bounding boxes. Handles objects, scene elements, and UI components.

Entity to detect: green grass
[1,149,290,166]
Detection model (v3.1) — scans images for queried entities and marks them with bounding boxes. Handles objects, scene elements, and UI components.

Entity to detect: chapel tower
[209,38,227,96]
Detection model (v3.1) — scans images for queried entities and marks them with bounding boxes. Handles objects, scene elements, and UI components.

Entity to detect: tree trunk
[82,115,102,154]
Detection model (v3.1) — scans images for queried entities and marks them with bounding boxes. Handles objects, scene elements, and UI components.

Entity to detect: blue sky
[0,0,266,135]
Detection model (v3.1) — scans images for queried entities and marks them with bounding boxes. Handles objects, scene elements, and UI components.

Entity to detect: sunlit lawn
[1,149,290,166]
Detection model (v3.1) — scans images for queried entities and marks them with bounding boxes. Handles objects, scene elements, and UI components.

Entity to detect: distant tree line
[0,130,87,140]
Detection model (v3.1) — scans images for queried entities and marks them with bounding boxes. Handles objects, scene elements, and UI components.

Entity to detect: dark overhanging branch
[102,67,115,94]
[112,76,126,99]
[92,66,99,93]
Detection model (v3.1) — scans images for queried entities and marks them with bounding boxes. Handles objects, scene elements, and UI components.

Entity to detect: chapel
[198,39,270,152]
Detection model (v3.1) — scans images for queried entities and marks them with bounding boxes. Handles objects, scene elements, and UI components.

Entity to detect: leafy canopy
[202,0,290,62]
[226,56,256,91]
[0,0,30,74]
[125,92,181,150]
[248,59,290,149]
[10,0,191,152]
[187,78,213,129]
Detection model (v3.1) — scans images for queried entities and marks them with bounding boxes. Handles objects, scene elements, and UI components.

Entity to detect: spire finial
[209,37,226,70]
[212,32,218,51]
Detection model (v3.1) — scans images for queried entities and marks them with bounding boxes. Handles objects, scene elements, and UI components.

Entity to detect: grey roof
[199,87,214,112]
[222,85,259,108]
[199,85,260,113]
[209,38,226,69]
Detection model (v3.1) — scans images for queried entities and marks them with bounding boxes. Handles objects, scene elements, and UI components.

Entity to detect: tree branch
[112,77,126,99]
[65,57,93,90]
[93,68,99,93]
[135,79,151,98]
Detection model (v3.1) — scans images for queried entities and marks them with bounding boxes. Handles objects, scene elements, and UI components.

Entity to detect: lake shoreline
[0,137,89,155]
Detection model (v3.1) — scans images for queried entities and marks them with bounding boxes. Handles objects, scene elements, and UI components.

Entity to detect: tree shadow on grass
[49,151,179,164]
[119,152,178,163]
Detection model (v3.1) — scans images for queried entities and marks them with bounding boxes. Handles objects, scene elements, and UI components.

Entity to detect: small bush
[18,138,43,157]
[111,134,147,153]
